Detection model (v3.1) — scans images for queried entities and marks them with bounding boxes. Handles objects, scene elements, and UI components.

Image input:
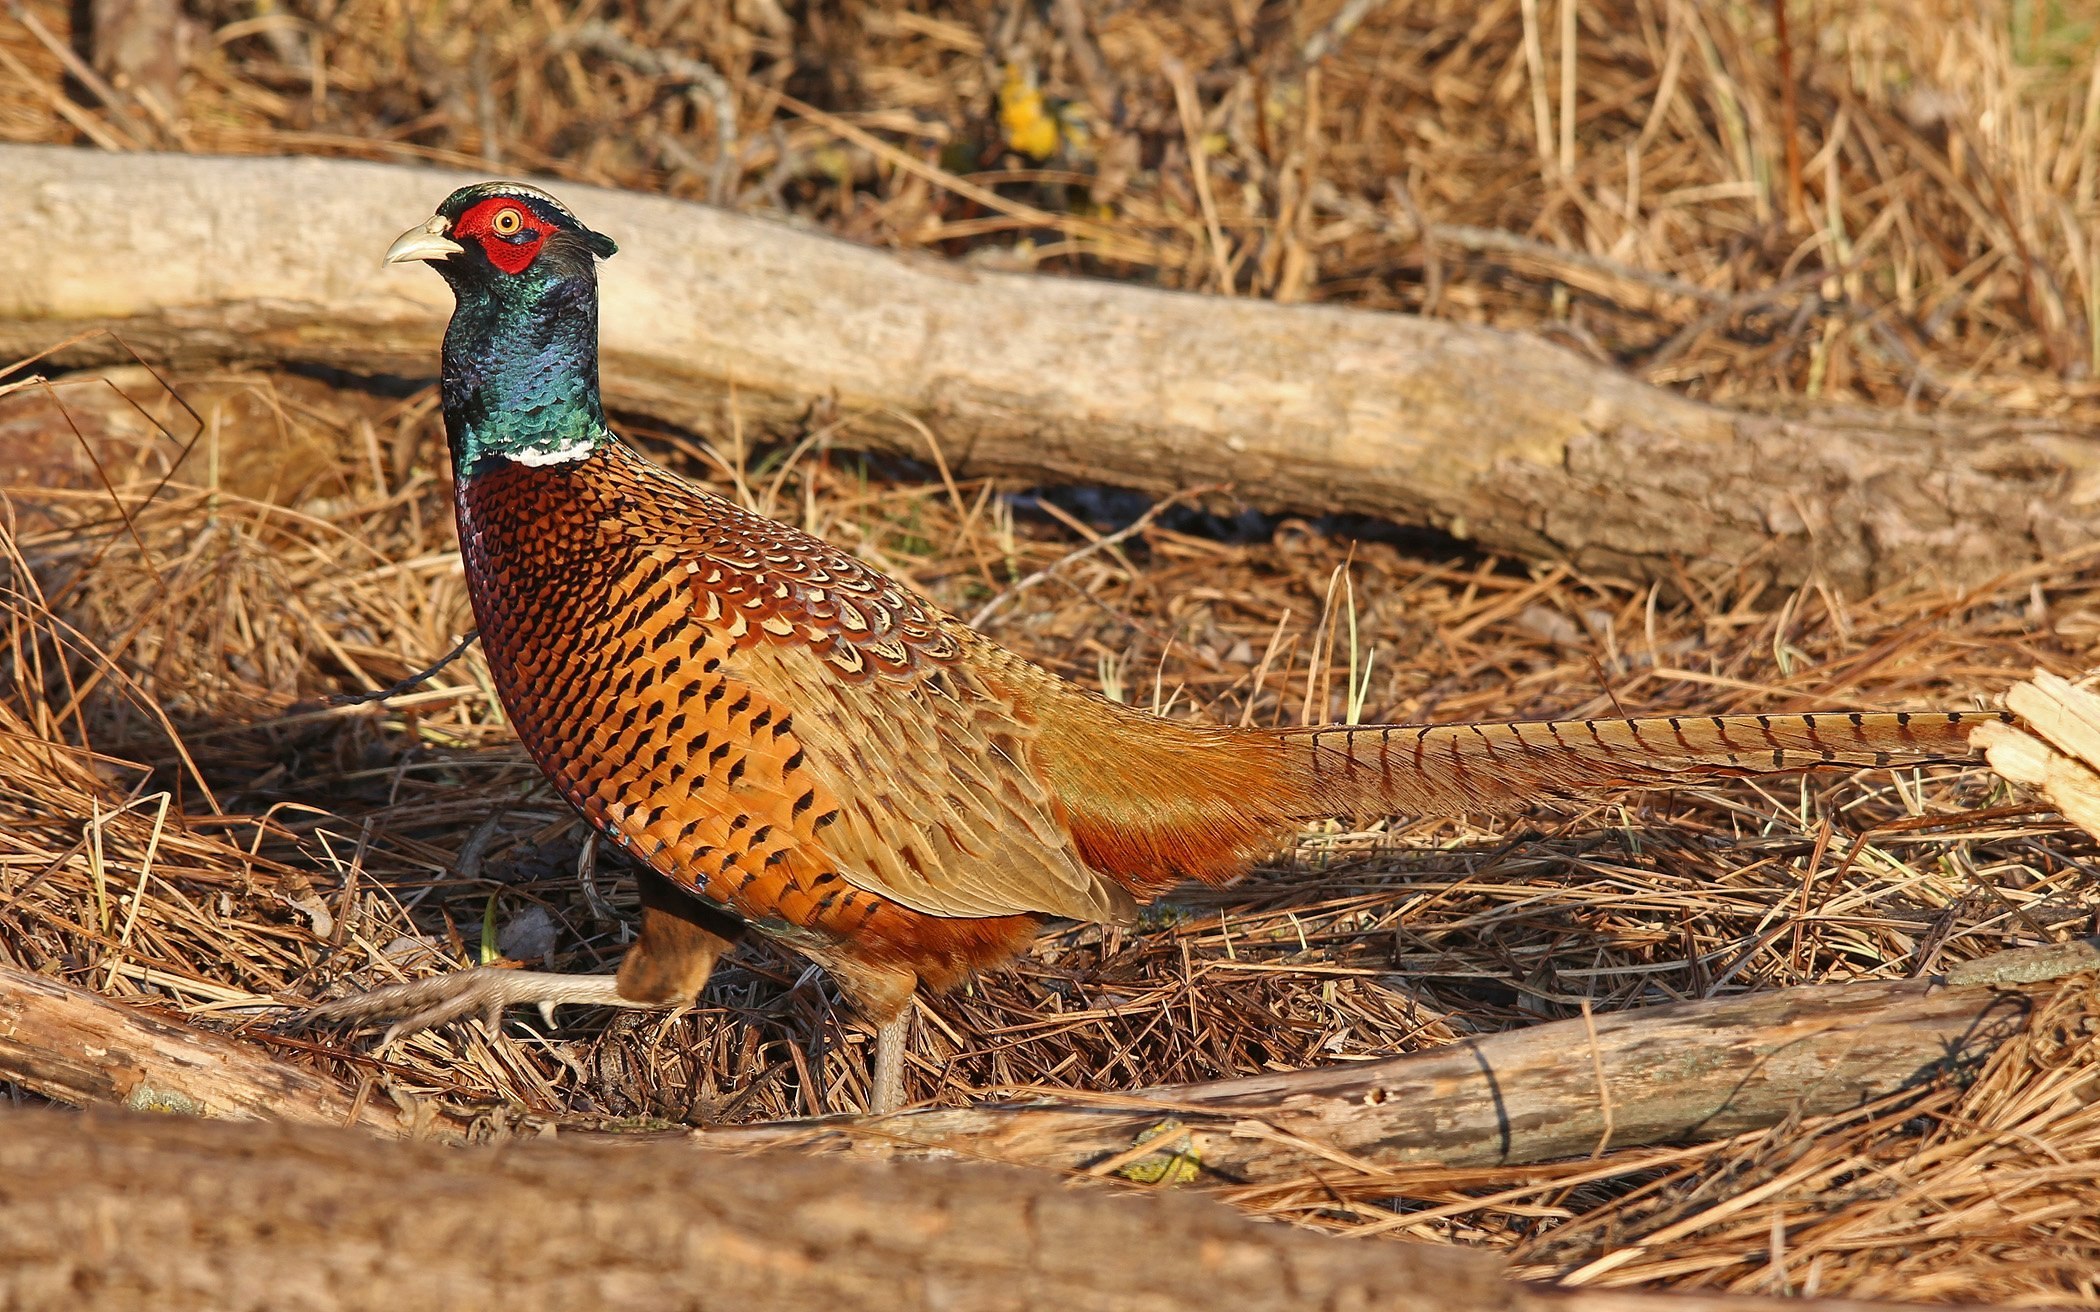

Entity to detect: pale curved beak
[385,214,465,266]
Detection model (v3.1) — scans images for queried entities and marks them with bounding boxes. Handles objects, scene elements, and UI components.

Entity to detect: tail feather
[1029,699,2004,897]
[1279,710,2004,820]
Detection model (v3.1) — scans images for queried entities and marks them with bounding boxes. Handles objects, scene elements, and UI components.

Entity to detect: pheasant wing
[727,639,1138,924]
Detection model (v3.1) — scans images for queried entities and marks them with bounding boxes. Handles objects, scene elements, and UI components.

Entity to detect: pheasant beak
[385,214,466,266]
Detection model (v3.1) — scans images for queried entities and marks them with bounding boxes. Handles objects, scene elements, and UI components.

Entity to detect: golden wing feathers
[724,638,1139,924]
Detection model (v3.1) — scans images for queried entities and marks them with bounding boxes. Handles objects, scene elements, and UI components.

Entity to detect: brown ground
[4,0,2100,1303]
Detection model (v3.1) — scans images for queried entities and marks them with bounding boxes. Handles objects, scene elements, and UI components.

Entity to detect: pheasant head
[386,182,620,474]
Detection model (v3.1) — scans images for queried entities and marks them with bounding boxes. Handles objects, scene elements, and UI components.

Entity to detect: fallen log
[692,939,2096,1179]
[0,967,466,1137]
[5,145,2088,592]
[0,1104,1995,1312]
[1,940,2090,1182]
[1976,671,2100,841]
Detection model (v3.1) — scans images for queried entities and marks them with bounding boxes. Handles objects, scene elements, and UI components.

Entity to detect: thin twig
[1316,181,1730,308]
[561,21,739,206]
[968,487,1223,629]
[1300,0,1388,66]
[1773,0,1806,228]
[326,631,481,708]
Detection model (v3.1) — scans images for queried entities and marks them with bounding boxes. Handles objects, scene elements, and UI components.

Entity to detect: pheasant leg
[308,868,741,1042]
[869,1012,911,1115]
[305,968,645,1044]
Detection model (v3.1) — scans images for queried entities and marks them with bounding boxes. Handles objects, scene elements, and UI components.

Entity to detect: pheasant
[318,181,2002,1111]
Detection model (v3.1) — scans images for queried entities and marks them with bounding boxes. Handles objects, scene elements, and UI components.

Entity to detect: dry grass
[4,0,2100,1303]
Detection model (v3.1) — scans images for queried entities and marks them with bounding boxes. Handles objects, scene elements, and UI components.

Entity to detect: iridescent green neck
[437,259,607,476]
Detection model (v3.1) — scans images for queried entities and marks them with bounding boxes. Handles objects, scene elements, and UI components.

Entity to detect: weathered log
[5,145,2088,591]
[1,942,2090,1184]
[0,966,466,1137]
[0,1104,1993,1312]
[1976,671,2100,841]
[693,940,2095,1180]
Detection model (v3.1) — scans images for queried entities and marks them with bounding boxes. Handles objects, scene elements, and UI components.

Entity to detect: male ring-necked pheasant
[318,182,2001,1110]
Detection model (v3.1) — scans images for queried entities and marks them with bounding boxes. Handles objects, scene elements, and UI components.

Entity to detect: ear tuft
[583,230,619,259]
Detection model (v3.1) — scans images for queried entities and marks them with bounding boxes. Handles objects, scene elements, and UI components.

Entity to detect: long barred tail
[1033,697,2007,897]
[1280,710,2008,820]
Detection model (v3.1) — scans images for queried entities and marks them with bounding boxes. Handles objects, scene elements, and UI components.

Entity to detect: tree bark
[2,941,2090,1182]
[5,145,2088,592]
[0,1104,1994,1312]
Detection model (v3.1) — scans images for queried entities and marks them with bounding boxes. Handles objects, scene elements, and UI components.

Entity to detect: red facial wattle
[452,197,549,275]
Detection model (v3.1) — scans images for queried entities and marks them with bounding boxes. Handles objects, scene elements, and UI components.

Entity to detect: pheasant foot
[306,968,656,1044]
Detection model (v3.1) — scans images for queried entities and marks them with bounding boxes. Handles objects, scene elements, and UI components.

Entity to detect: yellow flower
[998,64,1063,161]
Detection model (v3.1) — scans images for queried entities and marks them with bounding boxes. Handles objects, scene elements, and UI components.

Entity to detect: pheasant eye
[491,207,525,236]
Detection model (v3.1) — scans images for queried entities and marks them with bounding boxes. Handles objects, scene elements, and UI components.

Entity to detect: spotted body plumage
[457,440,1098,1006]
